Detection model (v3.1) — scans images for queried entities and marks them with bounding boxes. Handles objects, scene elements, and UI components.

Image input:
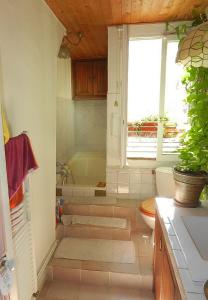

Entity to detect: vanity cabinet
[72,59,107,99]
[154,213,182,300]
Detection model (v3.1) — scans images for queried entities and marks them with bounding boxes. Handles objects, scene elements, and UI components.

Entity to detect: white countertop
[156,197,208,300]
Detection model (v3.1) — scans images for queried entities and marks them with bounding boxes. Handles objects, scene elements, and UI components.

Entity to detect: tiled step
[47,237,144,290]
[63,196,117,205]
[56,221,131,241]
[48,260,141,290]
[39,280,155,300]
[63,202,137,229]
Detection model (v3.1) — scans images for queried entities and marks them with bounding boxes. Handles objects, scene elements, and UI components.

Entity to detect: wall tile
[129,183,141,194]
[118,172,129,184]
[73,189,85,196]
[75,100,107,152]
[140,184,155,198]
[118,184,129,194]
[130,173,141,184]
[107,184,118,194]
[106,171,118,183]
[85,189,95,197]
[139,168,153,174]
[141,174,154,184]
[62,186,73,196]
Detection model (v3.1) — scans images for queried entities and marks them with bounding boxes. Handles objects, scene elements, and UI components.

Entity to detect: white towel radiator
[11,179,37,300]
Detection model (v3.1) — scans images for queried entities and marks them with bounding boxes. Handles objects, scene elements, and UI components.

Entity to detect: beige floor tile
[44,281,80,300]
[109,272,141,289]
[89,205,114,217]
[81,260,109,271]
[81,269,109,286]
[64,204,90,216]
[53,266,81,283]
[39,297,62,300]
[51,258,82,269]
[139,255,153,276]
[140,289,155,299]
[56,224,64,240]
[109,262,139,274]
[108,287,141,300]
[140,274,153,291]
[136,233,154,257]
[79,285,109,300]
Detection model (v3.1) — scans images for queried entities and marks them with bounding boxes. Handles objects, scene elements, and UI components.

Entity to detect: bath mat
[61,215,127,228]
[96,181,106,187]
[54,238,135,263]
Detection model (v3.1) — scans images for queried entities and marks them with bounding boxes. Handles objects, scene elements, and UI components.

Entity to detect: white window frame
[121,22,191,168]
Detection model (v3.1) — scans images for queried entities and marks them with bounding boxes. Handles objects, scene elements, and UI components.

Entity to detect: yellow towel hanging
[1,107,10,144]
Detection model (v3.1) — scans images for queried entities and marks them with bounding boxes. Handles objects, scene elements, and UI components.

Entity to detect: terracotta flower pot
[128,123,138,137]
[138,122,158,137]
[173,168,207,207]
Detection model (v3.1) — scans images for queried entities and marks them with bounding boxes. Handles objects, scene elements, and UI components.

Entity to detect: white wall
[0,0,64,272]
[57,58,75,162]
[56,60,107,161]
[75,100,107,152]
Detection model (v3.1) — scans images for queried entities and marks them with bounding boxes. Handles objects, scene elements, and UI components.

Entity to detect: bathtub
[68,151,106,185]
[56,152,105,186]
[57,152,106,197]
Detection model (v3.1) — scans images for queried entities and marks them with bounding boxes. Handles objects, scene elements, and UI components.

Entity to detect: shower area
[56,58,107,195]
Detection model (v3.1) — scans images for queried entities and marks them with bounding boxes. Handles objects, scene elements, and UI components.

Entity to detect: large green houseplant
[170,10,208,207]
[174,66,208,207]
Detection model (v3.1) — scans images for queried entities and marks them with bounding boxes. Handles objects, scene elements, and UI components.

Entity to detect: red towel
[10,185,24,209]
[5,134,38,205]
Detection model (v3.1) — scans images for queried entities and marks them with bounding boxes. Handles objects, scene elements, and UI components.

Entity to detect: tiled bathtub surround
[59,185,106,197]
[106,168,156,199]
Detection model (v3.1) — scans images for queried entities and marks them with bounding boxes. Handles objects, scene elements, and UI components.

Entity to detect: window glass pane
[127,39,162,158]
[162,41,187,155]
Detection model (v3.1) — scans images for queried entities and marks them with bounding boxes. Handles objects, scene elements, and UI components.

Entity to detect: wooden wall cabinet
[72,59,107,100]
[154,213,182,300]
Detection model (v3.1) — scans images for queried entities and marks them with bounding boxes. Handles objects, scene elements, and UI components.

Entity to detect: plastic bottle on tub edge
[56,196,64,224]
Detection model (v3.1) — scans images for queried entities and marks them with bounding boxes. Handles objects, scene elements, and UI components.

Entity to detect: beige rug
[61,215,127,228]
[54,238,135,263]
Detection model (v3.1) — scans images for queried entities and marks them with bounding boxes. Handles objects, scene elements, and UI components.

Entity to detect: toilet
[139,167,175,230]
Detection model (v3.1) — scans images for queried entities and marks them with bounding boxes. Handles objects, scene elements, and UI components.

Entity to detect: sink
[169,215,208,282]
[182,216,208,261]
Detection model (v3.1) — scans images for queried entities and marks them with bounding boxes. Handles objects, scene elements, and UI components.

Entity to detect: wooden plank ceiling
[45,0,208,60]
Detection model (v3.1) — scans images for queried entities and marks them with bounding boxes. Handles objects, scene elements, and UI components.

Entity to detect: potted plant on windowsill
[136,115,158,137]
[135,115,169,137]
[173,66,208,207]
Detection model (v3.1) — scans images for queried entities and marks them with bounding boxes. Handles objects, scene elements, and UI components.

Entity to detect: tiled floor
[40,196,155,299]
[39,281,154,300]
[40,232,155,300]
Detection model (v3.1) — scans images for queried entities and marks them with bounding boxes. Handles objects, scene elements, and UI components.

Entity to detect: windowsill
[127,157,156,160]
[126,157,177,169]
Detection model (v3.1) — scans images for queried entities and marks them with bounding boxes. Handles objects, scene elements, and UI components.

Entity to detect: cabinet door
[72,60,93,98]
[93,60,107,98]
[174,287,182,300]
[161,246,175,300]
[154,215,163,300]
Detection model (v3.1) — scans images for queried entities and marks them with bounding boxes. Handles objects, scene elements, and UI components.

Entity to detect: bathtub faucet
[56,162,71,185]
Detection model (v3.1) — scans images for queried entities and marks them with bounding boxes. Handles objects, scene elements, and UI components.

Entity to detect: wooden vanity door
[161,248,175,300]
[154,214,163,300]
[154,212,182,300]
